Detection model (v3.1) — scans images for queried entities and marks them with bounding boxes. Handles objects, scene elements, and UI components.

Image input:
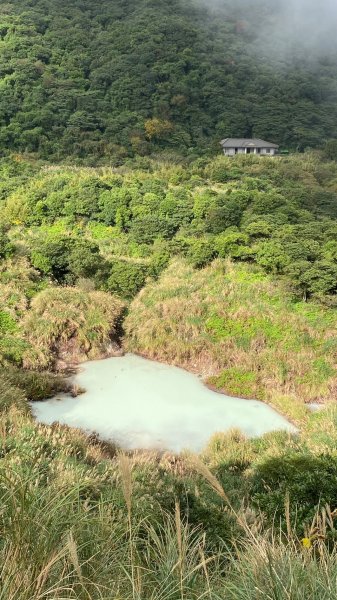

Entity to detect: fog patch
[193,0,337,60]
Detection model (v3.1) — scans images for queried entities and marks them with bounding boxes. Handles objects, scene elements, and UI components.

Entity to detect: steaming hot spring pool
[32,354,296,452]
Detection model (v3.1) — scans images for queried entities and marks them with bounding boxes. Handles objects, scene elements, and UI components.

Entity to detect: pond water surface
[32,354,296,452]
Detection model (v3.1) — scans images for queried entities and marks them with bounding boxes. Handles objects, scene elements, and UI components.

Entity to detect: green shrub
[99,187,132,225]
[187,239,216,268]
[251,452,337,532]
[31,235,74,280]
[149,249,170,278]
[159,189,193,228]
[130,214,176,244]
[204,194,249,234]
[107,260,149,299]
[255,240,290,273]
[215,231,251,259]
[68,241,110,287]
[0,228,14,258]
[0,366,69,401]
[31,235,106,284]
[206,158,243,183]
[323,139,337,161]
[244,219,273,238]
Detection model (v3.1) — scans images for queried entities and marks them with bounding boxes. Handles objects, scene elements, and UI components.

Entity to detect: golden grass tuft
[184,452,229,504]
[22,286,125,370]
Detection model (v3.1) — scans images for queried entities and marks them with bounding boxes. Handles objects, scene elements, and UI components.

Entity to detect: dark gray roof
[220,138,279,148]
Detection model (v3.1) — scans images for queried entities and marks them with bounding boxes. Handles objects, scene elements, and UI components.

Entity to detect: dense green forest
[1,0,337,160]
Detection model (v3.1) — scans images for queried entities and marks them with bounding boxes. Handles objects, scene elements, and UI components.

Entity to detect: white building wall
[223,147,277,156]
[260,148,276,155]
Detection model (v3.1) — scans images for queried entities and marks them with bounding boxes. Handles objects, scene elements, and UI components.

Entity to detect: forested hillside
[1,0,337,160]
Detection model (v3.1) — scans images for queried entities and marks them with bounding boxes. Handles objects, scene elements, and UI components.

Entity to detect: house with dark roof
[220,138,279,157]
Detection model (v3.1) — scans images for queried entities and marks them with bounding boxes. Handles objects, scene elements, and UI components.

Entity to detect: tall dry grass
[22,286,125,369]
[0,401,336,599]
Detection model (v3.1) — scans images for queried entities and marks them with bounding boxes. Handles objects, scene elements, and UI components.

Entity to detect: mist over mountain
[270,0,337,55]
[1,0,337,161]
[198,0,337,59]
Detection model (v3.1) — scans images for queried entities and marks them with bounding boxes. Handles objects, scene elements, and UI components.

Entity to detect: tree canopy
[1,0,337,161]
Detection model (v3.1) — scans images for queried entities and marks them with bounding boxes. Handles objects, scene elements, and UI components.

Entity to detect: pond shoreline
[123,350,307,427]
[51,344,308,429]
[32,353,297,453]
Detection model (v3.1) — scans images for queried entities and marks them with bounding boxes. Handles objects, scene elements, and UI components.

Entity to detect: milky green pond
[32,354,296,453]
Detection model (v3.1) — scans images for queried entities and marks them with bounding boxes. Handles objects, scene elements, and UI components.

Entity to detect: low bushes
[30,235,108,284]
[0,366,69,401]
[0,367,68,414]
[251,452,337,531]
[0,228,13,258]
[106,259,149,299]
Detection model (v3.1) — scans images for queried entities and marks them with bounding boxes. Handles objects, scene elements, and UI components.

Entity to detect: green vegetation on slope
[125,259,337,420]
[1,151,337,596]
[3,152,337,294]
[1,151,337,379]
[1,0,337,592]
[1,0,337,160]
